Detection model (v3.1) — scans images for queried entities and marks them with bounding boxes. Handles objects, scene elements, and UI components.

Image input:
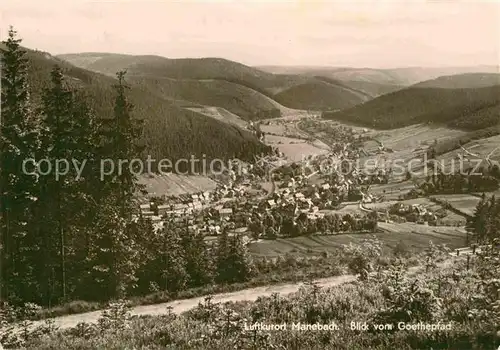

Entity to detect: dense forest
[3,41,271,173]
[274,80,364,111]
[131,76,283,121]
[0,29,270,309]
[418,172,500,195]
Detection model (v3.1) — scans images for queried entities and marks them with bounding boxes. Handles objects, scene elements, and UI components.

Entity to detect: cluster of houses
[132,124,426,238]
[388,202,440,224]
[136,175,335,236]
[135,169,269,233]
[247,121,265,141]
[137,192,209,231]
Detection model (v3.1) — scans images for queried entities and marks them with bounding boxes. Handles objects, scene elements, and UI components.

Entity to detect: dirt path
[29,275,355,330]
[27,257,463,331]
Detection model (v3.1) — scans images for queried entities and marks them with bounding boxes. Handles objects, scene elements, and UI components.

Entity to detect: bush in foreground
[9,243,499,349]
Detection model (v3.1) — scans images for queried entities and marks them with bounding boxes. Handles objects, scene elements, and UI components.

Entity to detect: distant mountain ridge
[257,65,500,86]
[412,73,500,89]
[56,52,500,148]
[57,53,374,112]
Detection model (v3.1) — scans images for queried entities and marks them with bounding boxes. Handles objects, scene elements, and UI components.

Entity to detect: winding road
[23,256,465,331]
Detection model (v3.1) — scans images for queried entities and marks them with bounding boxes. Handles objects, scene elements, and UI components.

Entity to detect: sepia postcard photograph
[0,0,499,349]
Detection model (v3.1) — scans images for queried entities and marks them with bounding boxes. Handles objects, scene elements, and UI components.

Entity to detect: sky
[2,0,499,68]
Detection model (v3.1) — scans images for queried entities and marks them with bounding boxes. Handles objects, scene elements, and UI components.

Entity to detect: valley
[1,20,500,349]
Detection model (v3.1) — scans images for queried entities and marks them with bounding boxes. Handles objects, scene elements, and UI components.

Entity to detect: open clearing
[139,173,217,197]
[187,106,249,129]
[368,181,416,200]
[365,197,438,210]
[261,123,288,136]
[248,222,466,257]
[265,134,328,161]
[430,194,482,217]
[359,125,500,181]
[319,202,365,216]
[366,124,466,152]
[358,124,467,179]
[365,197,466,224]
[436,133,500,167]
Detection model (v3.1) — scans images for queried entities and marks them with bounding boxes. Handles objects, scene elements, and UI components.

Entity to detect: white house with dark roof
[141,210,154,217]
[219,208,233,218]
[157,204,169,216]
[295,193,305,200]
[140,203,151,211]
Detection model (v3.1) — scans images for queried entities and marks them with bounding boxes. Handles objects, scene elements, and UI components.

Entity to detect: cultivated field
[368,181,416,200]
[249,222,466,257]
[366,124,466,151]
[265,134,328,161]
[358,124,467,177]
[437,134,500,166]
[138,173,217,197]
[318,120,374,134]
[186,106,249,129]
[365,197,466,224]
[430,193,482,217]
[357,126,500,183]
[260,123,288,135]
[377,221,467,247]
[319,203,365,215]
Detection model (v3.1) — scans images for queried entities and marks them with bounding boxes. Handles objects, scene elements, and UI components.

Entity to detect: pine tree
[85,196,130,300]
[85,71,145,300]
[38,66,74,302]
[485,196,500,242]
[0,27,40,303]
[215,228,231,284]
[155,222,188,293]
[181,229,213,287]
[101,70,145,219]
[37,66,90,303]
[216,231,252,284]
[132,217,187,294]
[64,98,106,301]
[36,66,105,304]
[467,193,488,243]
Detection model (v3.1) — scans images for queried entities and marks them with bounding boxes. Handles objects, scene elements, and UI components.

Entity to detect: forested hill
[412,73,500,89]
[18,47,271,166]
[57,53,370,112]
[323,85,500,130]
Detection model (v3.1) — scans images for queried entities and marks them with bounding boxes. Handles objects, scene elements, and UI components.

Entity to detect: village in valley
[136,115,499,255]
[2,2,500,346]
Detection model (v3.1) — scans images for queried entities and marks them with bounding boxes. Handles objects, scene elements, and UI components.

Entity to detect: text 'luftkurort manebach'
[244,322,454,332]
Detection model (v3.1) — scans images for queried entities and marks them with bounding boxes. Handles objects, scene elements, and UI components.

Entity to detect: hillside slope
[58,53,320,97]
[131,77,282,120]
[257,66,406,84]
[58,53,368,111]
[337,80,404,97]
[323,85,500,130]
[274,80,365,111]
[413,73,500,89]
[258,65,499,86]
[23,48,271,168]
